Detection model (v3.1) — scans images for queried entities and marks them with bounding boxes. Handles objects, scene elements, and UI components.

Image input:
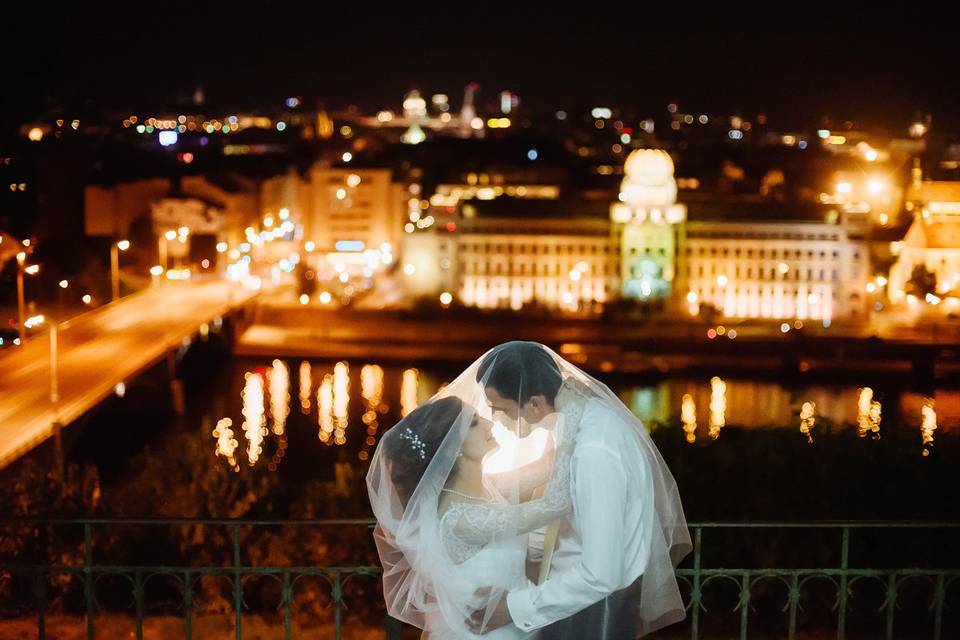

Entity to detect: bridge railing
[1,518,957,639]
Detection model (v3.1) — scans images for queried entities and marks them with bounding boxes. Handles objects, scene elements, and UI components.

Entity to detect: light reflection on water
[622,379,960,433]
[240,372,266,466]
[213,361,953,471]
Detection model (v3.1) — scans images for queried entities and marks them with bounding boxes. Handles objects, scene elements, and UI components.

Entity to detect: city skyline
[3,16,958,132]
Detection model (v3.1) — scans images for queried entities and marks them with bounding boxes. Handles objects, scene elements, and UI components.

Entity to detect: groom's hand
[466,587,513,634]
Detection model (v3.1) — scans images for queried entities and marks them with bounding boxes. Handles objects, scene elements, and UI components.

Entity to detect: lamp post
[16,252,38,344]
[16,252,26,343]
[159,230,176,272]
[58,279,68,318]
[110,239,130,301]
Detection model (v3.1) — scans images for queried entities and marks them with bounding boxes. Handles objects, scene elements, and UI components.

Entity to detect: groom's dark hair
[476,342,562,406]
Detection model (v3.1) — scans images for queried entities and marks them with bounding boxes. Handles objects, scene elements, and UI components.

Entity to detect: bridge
[0,280,257,469]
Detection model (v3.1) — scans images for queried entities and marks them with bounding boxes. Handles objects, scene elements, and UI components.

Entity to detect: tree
[905,264,937,298]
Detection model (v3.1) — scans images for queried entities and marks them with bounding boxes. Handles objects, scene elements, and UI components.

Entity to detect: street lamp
[110,239,130,301]
[159,230,176,271]
[15,252,39,344]
[58,279,68,317]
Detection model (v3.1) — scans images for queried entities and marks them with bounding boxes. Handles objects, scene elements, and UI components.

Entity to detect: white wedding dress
[428,382,587,639]
[368,342,691,640]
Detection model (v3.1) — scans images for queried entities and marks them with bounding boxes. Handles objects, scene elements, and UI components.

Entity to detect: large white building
[260,164,407,256]
[889,180,960,303]
[406,148,874,322]
[679,206,870,322]
[455,198,615,312]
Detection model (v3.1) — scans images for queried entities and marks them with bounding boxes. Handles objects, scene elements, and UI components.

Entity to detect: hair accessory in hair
[400,428,427,461]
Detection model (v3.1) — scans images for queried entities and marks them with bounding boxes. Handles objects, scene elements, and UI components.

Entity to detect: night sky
[3,12,957,133]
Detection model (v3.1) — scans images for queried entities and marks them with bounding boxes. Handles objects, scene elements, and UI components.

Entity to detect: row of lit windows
[627,247,668,257]
[460,243,611,255]
[696,288,839,300]
[464,279,609,291]
[461,228,610,238]
[463,262,613,277]
[684,246,849,260]
[688,231,841,242]
[687,266,842,281]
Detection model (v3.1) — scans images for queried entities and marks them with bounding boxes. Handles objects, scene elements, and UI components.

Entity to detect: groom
[467,341,653,639]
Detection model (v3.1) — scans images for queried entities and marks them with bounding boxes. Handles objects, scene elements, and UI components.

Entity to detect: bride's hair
[384,396,465,505]
[476,341,563,406]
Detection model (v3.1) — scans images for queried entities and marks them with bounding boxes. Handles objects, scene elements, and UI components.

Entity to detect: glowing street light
[159,230,177,270]
[110,239,130,301]
[16,252,38,344]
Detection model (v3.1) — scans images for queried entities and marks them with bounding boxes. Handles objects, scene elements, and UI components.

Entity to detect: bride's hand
[467,588,513,634]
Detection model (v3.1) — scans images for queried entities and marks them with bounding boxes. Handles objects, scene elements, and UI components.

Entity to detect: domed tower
[402,90,427,145]
[611,149,687,301]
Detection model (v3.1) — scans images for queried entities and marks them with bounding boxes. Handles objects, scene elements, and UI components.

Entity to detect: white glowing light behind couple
[483,421,552,475]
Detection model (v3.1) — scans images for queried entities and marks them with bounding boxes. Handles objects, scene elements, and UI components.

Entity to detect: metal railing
[678,522,960,640]
[1,518,957,639]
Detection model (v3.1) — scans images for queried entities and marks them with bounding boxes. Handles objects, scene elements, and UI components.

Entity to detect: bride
[367,342,689,639]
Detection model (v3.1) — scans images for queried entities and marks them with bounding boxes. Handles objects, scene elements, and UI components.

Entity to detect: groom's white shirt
[506,397,654,632]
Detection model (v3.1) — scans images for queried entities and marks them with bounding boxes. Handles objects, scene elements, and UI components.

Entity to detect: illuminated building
[401,147,873,321]
[460,82,480,138]
[402,215,459,297]
[85,175,259,250]
[889,180,960,303]
[610,149,686,302]
[260,165,407,257]
[820,170,903,229]
[430,177,560,207]
[401,90,428,145]
[678,203,870,321]
[450,198,615,312]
